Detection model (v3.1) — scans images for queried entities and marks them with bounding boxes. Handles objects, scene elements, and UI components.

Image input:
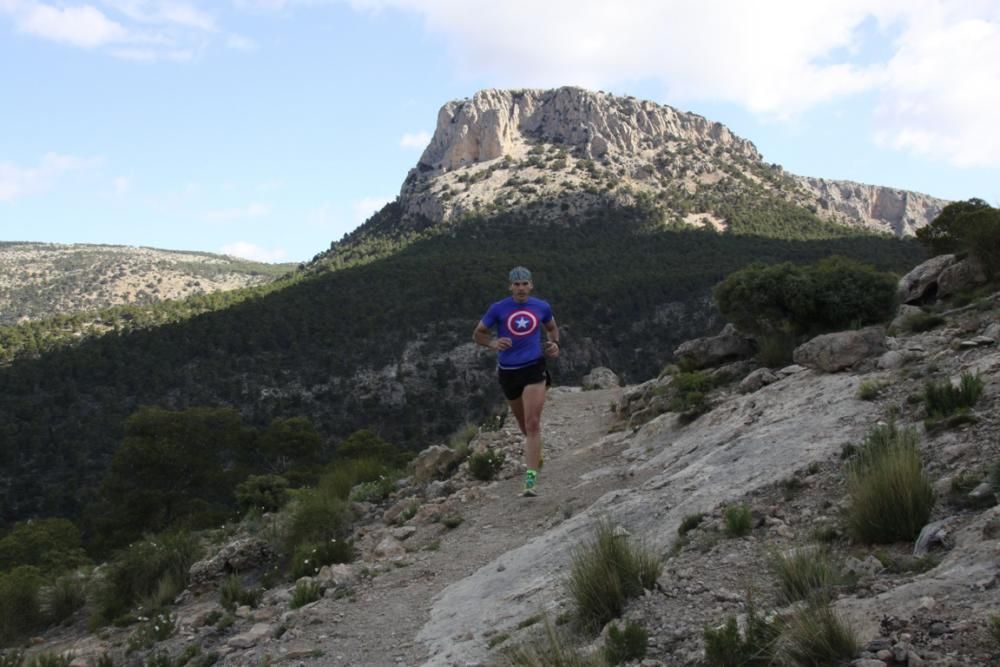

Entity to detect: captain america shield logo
[506,309,539,337]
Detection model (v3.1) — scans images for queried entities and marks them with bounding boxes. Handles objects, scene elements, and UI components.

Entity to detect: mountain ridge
[391,87,945,238]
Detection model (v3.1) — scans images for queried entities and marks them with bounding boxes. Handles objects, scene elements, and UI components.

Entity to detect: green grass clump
[126,612,176,652]
[235,474,290,515]
[770,547,841,604]
[677,512,705,536]
[703,594,780,666]
[23,655,73,667]
[500,617,605,667]
[290,539,353,579]
[0,566,44,646]
[40,574,86,626]
[219,575,263,612]
[845,423,934,544]
[900,312,945,332]
[924,372,984,420]
[604,620,648,664]
[856,379,886,401]
[568,520,662,633]
[468,448,506,481]
[723,504,753,537]
[92,532,200,627]
[289,581,323,609]
[780,603,858,666]
[668,371,715,422]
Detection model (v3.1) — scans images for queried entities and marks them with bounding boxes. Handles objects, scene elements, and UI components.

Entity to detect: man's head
[508,266,532,283]
[508,266,533,302]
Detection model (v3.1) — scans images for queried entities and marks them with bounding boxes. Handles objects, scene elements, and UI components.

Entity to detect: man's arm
[474,321,512,350]
[543,318,560,357]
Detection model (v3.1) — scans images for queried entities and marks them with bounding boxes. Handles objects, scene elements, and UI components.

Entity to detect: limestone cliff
[396,87,947,236]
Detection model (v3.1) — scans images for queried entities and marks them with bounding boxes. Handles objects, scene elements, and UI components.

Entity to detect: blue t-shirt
[481,296,554,369]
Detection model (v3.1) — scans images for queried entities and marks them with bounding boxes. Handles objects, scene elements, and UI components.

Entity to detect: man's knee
[524,414,542,435]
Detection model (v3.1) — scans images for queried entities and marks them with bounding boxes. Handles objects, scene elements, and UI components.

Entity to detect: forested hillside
[0,202,925,529]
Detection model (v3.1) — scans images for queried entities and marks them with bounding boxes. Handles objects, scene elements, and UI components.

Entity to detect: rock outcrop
[395,87,947,235]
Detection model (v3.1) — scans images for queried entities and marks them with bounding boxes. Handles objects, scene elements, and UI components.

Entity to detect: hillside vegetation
[0,202,925,531]
[0,242,294,326]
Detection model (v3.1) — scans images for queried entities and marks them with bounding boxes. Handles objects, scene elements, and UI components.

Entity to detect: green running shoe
[523,469,538,497]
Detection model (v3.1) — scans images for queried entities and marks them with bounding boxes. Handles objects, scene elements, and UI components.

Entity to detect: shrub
[916,198,1000,280]
[0,519,89,573]
[715,256,897,341]
[668,371,714,421]
[290,539,353,579]
[780,603,858,666]
[899,312,945,333]
[0,566,44,646]
[568,519,661,632]
[604,620,648,664]
[677,512,704,536]
[989,616,1000,647]
[500,617,605,667]
[846,423,934,544]
[319,458,390,502]
[40,574,87,626]
[856,379,886,401]
[924,373,984,420]
[770,547,840,604]
[703,593,780,666]
[754,331,796,368]
[219,575,263,612]
[234,474,290,515]
[723,504,752,537]
[23,655,72,667]
[92,532,200,627]
[285,491,351,552]
[348,476,396,503]
[289,580,323,609]
[126,612,176,652]
[468,449,506,481]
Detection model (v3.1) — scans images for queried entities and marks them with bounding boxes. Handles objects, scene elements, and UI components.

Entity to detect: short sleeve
[482,302,500,328]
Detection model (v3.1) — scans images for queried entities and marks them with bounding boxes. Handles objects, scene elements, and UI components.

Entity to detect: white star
[515,316,530,329]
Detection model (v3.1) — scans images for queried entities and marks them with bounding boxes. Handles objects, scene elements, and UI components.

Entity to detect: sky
[1,1,998,263]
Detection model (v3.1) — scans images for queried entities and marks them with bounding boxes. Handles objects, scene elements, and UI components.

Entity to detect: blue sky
[1,1,998,263]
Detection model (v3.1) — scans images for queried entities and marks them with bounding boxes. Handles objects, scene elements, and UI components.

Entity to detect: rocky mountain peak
[395,86,947,237]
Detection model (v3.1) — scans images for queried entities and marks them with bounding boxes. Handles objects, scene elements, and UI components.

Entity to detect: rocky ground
[17,287,1000,667]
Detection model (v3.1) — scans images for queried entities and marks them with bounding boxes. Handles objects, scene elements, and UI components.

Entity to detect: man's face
[510,279,533,302]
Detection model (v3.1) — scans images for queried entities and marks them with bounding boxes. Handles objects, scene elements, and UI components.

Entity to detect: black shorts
[497,358,551,401]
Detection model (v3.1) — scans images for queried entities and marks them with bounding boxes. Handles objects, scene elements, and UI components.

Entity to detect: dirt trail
[286,387,631,666]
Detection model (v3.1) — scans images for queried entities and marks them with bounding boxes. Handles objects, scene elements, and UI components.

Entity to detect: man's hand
[495,337,513,351]
[544,341,560,358]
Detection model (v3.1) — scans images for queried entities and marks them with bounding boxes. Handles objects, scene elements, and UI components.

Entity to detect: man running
[473,266,560,496]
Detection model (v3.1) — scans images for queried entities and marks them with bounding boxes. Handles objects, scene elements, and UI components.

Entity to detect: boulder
[582,366,620,389]
[673,323,754,369]
[188,537,277,590]
[792,327,887,372]
[937,257,988,298]
[739,368,778,394]
[897,254,956,304]
[412,444,460,481]
[889,304,926,333]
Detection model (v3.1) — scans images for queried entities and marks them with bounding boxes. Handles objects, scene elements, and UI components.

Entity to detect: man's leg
[507,396,527,436]
[520,382,547,471]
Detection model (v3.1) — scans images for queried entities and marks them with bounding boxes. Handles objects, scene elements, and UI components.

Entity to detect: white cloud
[112,175,131,195]
[354,196,392,223]
[399,131,431,150]
[219,241,288,263]
[361,0,1000,167]
[202,202,271,222]
[15,2,127,48]
[0,152,100,202]
[226,33,256,50]
[874,9,1000,167]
